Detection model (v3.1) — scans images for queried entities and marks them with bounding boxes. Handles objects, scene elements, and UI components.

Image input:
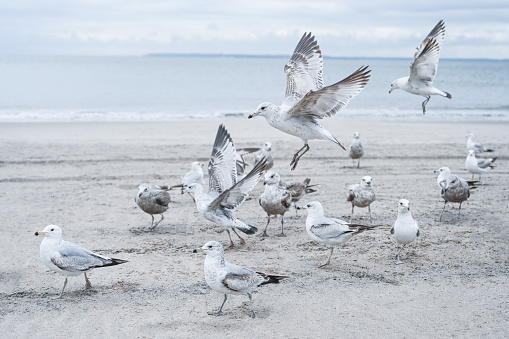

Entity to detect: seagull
[435,166,478,188]
[184,124,266,247]
[280,177,317,218]
[170,161,205,201]
[467,133,494,154]
[347,176,376,223]
[257,172,292,237]
[389,20,451,114]
[390,199,419,264]
[348,132,364,168]
[439,174,471,221]
[254,142,274,172]
[235,147,260,181]
[297,201,376,268]
[193,241,287,318]
[466,150,492,181]
[248,32,371,170]
[35,225,127,298]
[135,184,171,230]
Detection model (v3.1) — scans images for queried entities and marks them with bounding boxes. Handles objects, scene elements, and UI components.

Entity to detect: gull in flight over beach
[184,124,266,247]
[390,199,419,264]
[193,241,287,318]
[135,184,171,230]
[389,20,452,114]
[249,32,371,170]
[35,225,127,298]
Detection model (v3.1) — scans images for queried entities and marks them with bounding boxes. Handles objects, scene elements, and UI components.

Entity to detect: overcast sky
[1,1,508,59]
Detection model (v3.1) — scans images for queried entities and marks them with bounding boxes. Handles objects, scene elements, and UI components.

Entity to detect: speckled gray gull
[193,241,287,318]
[135,184,171,230]
[184,124,266,247]
[347,176,376,223]
[35,225,127,298]
[257,172,292,237]
[390,199,420,264]
[235,147,260,181]
[254,141,274,172]
[170,161,205,201]
[466,150,492,181]
[439,174,472,221]
[297,201,376,268]
[280,176,317,217]
[389,20,451,114]
[249,32,371,170]
[467,133,494,154]
[348,132,364,168]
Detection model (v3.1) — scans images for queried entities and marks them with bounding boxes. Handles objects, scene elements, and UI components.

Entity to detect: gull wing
[309,221,356,240]
[409,20,446,84]
[208,124,237,196]
[286,66,370,120]
[282,32,324,108]
[51,241,109,272]
[152,190,171,207]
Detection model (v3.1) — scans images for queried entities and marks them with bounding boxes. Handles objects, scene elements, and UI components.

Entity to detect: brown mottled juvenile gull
[193,241,287,318]
[347,176,376,223]
[280,177,317,217]
[389,20,452,114]
[135,184,171,230]
[248,32,371,170]
[348,132,364,168]
[35,225,127,298]
[390,199,420,264]
[257,171,292,237]
[439,174,472,221]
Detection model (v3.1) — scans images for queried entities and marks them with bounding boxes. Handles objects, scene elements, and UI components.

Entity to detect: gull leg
[368,205,373,224]
[150,214,164,230]
[226,229,235,247]
[471,174,474,181]
[319,246,334,268]
[422,95,430,114]
[208,294,228,316]
[257,215,271,237]
[290,144,310,171]
[276,216,286,237]
[352,159,355,168]
[248,293,256,318]
[232,228,246,245]
[395,244,405,264]
[458,202,462,221]
[57,277,68,299]
[439,201,447,222]
[293,203,300,219]
[350,205,354,223]
[357,158,361,168]
[84,273,92,289]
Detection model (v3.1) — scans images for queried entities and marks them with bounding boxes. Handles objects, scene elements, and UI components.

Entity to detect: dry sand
[0,119,508,338]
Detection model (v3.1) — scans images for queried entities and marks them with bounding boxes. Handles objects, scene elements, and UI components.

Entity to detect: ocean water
[0,55,508,122]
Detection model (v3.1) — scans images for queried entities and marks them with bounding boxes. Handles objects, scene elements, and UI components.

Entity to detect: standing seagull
[348,132,364,168]
[193,241,287,318]
[439,174,471,221]
[466,150,492,181]
[184,125,266,247]
[257,172,292,237]
[389,20,452,114]
[249,32,371,170]
[390,199,420,264]
[170,161,205,201]
[254,141,274,172]
[297,201,376,268]
[467,133,494,154]
[135,184,171,230]
[347,176,376,223]
[35,225,127,298]
[435,166,478,188]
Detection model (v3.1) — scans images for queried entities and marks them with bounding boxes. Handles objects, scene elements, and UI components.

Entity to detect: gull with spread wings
[248,32,371,170]
[389,20,452,114]
[184,124,266,247]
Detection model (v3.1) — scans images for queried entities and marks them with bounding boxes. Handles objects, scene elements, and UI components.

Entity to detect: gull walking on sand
[390,199,419,264]
[467,133,494,154]
[184,125,266,247]
[249,32,370,170]
[439,174,472,221]
[254,142,274,172]
[348,132,364,168]
[347,176,376,223]
[466,150,492,181]
[193,241,287,318]
[170,161,205,201]
[35,225,127,298]
[257,172,292,237]
[298,202,376,268]
[135,184,171,230]
[389,20,451,114]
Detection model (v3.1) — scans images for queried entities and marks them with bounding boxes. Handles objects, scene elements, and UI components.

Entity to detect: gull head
[191,161,203,171]
[249,102,277,119]
[360,176,373,188]
[183,183,203,195]
[263,171,280,185]
[296,201,324,216]
[263,141,272,152]
[137,184,151,198]
[35,225,63,239]
[444,175,459,190]
[389,77,406,93]
[467,133,475,140]
[434,167,450,175]
[468,150,476,158]
[398,199,410,213]
[193,241,224,257]
[353,132,360,139]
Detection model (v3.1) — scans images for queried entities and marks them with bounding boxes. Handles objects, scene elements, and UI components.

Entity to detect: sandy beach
[0,119,508,338]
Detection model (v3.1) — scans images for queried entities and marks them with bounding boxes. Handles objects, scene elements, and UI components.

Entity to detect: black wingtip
[239,225,258,235]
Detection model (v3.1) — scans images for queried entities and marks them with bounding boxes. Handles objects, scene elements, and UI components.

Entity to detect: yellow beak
[389,88,393,94]
[35,231,47,236]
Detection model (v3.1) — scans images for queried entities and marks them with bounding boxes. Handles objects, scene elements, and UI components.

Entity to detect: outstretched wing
[208,124,237,195]
[409,20,446,84]
[286,66,370,120]
[282,32,323,108]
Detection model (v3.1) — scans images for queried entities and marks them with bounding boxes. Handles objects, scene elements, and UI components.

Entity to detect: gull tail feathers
[234,219,258,235]
[258,273,289,286]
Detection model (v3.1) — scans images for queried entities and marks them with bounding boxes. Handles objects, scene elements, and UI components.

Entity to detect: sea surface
[0,55,508,122]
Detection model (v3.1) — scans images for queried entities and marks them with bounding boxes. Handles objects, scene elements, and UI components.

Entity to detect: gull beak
[193,248,203,253]
[35,231,47,236]
[263,181,267,185]
[389,88,393,94]
[248,112,257,119]
[296,206,305,210]
[433,170,438,173]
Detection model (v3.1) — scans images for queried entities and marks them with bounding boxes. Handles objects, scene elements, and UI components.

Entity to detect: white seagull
[193,241,287,318]
[390,199,420,264]
[254,141,274,172]
[249,32,371,170]
[466,150,492,181]
[467,133,494,154]
[389,20,451,114]
[35,225,127,298]
[170,161,205,201]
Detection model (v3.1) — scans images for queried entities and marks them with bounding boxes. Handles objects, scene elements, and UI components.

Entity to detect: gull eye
[307,204,310,208]
[208,245,212,249]
[262,106,266,111]
[51,228,54,231]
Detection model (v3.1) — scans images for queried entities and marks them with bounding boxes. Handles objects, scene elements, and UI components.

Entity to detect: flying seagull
[249,32,371,170]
